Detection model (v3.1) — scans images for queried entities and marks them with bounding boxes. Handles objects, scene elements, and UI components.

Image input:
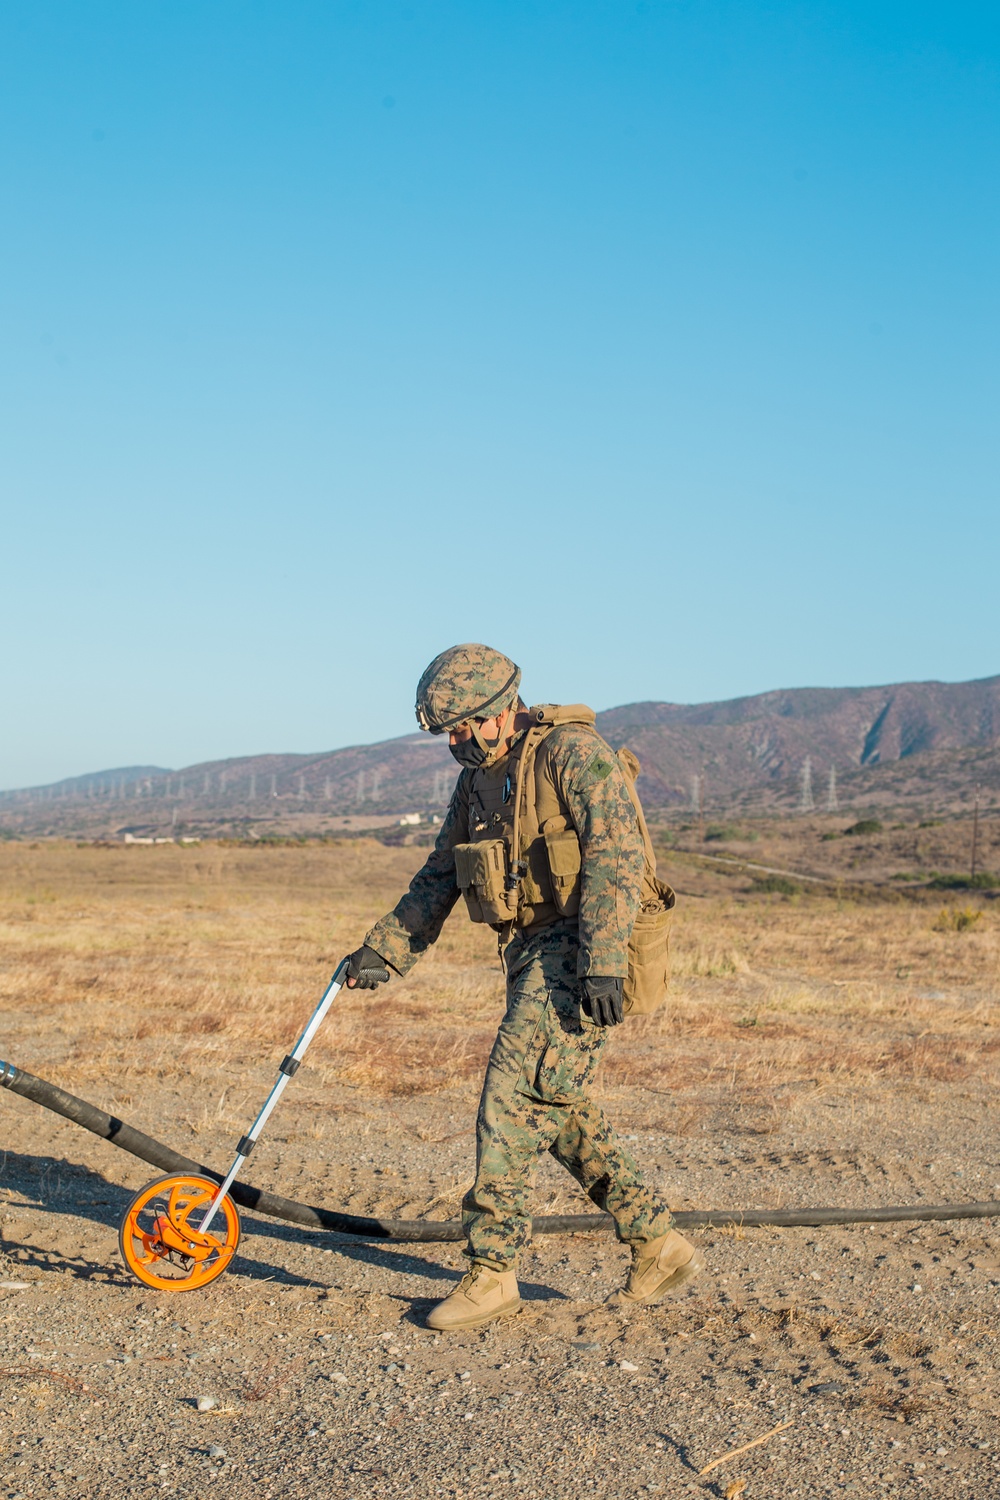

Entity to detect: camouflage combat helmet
[415,644,521,736]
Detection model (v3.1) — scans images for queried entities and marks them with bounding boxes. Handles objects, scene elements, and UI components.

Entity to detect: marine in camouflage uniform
[344,644,703,1328]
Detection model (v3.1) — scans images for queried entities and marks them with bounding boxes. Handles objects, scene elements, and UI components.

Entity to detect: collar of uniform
[480,726,528,767]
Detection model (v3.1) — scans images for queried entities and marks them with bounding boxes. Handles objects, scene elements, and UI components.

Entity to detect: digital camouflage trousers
[462,921,673,1271]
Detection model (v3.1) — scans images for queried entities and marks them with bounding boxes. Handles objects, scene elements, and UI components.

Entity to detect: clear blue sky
[2,1,997,788]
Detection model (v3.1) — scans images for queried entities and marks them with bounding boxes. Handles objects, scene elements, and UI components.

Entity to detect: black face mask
[448,706,514,770]
[449,738,488,769]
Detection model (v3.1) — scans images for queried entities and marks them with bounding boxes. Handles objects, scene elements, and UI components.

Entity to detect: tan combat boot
[611,1229,705,1305]
[425,1265,521,1331]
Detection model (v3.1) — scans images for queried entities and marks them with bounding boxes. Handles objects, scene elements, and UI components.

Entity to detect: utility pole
[698,772,705,844]
[971,783,981,880]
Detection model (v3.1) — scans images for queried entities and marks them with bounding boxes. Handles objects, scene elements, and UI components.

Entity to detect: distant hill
[597,675,1000,813]
[2,674,998,838]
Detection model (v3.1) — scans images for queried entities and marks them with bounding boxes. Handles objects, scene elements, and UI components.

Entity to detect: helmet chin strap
[469,703,516,766]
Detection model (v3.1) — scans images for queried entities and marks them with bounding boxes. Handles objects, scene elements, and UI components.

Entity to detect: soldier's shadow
[240,1214,567,1298]
[0,1150,566,1298]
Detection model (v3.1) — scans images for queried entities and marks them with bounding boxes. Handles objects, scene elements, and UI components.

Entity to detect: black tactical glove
[344,944,391,989]
[581,975,624,1027]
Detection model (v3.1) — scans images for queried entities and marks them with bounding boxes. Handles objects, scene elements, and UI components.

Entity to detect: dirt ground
[1,840,999,1499]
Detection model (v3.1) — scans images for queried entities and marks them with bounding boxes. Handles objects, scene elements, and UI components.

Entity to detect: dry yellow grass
[4,840,1000,1500]
[1,841,998,1116]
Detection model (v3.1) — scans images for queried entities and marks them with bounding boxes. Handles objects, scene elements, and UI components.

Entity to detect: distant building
[398,813,422,826]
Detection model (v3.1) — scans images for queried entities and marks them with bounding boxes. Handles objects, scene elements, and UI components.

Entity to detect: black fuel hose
[3,1060,999,1241]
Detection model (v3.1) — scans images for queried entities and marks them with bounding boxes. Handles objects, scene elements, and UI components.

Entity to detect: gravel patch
[2,1075,998,1498]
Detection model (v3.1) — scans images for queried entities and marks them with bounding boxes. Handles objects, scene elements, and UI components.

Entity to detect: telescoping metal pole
[200,959,349,1236]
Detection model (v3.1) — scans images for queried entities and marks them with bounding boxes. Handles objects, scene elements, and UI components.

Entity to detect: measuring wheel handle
[118,962,348,1292]
[119,1174,240,1292]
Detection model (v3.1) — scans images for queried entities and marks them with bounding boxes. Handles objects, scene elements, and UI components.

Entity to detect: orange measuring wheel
[117,965,348,1294]
[119,1175,240,1292]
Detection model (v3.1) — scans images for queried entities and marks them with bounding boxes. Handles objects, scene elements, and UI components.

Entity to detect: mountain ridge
[3,672,998,835]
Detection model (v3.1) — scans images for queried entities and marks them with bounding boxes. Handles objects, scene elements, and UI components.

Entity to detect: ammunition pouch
[541,817,582,918]
[453,840,518,926]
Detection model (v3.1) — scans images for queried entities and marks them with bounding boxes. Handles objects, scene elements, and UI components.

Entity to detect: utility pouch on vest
[453,840,517,925]
[623,877,674,1016]
[617,747,676,1017]
[541,816,582,918]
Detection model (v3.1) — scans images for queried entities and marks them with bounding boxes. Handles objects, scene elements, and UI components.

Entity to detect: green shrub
[845,819,883,836]
[751,875,801,896]
[929,872,999,891]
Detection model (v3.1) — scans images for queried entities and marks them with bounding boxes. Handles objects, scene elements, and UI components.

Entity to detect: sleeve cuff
[576,945,629,980]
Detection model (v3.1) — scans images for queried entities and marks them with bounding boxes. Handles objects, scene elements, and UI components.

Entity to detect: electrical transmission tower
[799,757,815,813]
[826,765,838,812]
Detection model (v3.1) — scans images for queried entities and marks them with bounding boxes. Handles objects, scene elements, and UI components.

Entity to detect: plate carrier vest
[451,704,674,1016]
